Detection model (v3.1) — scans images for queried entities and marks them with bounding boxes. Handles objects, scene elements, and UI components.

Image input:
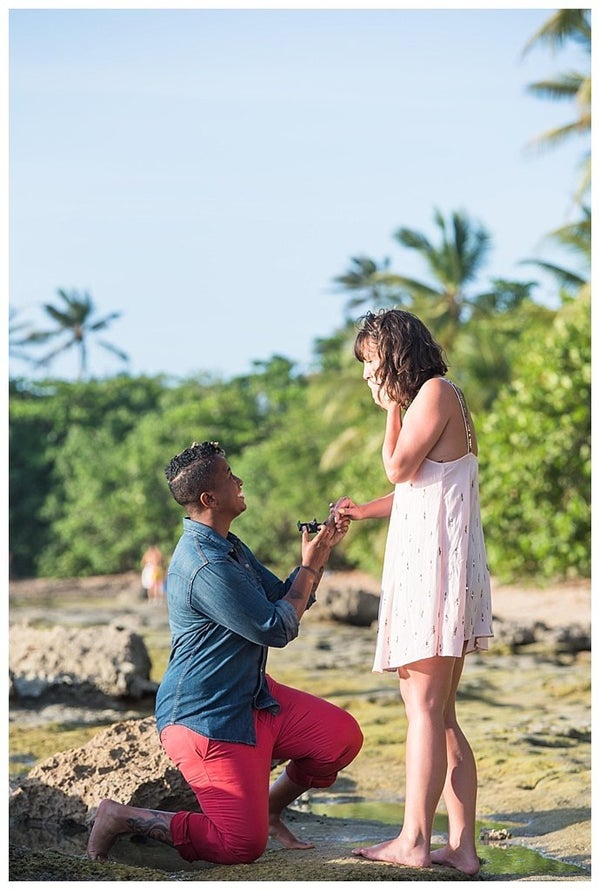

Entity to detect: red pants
[160,675,363,864]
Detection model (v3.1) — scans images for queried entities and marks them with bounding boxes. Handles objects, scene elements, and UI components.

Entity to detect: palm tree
[520,205,590,296]
[8,307,35,365]
[385,209,493,348]
[332,212,494,349]
[523,9,591,200]
[331,255,403,316]
[25,288,129,379]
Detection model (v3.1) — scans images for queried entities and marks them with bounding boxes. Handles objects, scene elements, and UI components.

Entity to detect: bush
[479,293,590,581]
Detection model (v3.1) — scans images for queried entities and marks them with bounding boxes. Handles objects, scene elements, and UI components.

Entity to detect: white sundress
[373,380,493,673]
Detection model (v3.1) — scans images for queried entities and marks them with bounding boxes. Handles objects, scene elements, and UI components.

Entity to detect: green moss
[145,636,171,683]
[8,843,472,882]
[9,723,113,780]
[9,845,177,882]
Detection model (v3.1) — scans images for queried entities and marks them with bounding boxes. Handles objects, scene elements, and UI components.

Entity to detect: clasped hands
[299,498,357,554]
[328,496,360,533]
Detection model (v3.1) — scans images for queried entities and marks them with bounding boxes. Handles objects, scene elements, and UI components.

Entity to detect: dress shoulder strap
[445,379,473,454]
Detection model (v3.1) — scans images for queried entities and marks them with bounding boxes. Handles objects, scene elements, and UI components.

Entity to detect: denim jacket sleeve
[190,555,299,647]
[238,541,316,610]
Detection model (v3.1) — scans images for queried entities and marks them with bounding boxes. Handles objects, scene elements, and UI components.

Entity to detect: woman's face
[361,339,386,402]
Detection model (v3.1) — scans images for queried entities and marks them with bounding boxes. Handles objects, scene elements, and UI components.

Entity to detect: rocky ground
[9,571,592,881]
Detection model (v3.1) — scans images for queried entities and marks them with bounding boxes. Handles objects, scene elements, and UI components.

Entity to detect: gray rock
[9,717,197,829]
[315,586,379,627]
[553,623,591,652]
[491,616,590,653]
[9,622,158,702]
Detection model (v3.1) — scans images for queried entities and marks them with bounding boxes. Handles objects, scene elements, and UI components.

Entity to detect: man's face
[207,455,246,519]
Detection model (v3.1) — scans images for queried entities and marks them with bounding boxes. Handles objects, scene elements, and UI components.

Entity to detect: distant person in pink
[141,545,164,602]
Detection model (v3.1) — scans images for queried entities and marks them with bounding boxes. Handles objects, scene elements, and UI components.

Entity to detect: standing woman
[332,309,493,876]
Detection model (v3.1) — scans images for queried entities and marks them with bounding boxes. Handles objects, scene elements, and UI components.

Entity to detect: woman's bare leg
[87,798,175,860]
[353,656,456,867]
[430,654,480,875]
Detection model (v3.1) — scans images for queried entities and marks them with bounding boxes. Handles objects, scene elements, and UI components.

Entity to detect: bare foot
[87,800,174,860]
[87,799,125,860]
[269,814,314,850]
[431,844,480,876]
[352,837,430,868]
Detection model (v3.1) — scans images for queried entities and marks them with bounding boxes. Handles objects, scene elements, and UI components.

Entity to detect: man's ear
[199,491,215,508]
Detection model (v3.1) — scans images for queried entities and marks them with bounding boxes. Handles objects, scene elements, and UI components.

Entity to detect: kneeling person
[88,441,363,865]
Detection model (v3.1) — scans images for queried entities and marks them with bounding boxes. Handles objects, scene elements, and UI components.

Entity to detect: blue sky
[7,3,589,381]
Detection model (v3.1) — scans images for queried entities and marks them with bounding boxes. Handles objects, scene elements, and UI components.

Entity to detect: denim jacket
[155,518,303,744]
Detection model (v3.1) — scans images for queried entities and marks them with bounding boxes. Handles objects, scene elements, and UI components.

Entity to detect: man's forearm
[284,562,326,619]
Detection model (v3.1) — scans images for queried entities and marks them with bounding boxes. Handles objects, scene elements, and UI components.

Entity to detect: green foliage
[450,297,556,413]
[479,293,590,581]
[8,298,589,585]
[232,390,342,577]
[234,447,318,577]
[9,396,55,577]
[9,375,165,577]
[9,359,314,578]
[324,435,391,578]
[36,421,180,577]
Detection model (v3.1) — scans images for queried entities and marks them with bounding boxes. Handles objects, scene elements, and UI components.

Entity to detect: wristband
[300,564,320,579]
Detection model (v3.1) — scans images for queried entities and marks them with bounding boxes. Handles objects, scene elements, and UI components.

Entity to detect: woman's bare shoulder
[416,376,453,403]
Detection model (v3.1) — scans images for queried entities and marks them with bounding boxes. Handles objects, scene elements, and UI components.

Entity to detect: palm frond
[519,258,586,289]
[526,72,587,102]
[35,337,79,367]
[97,339,129,363]
[382,274,440,300]
[393,227,432,254]
[574,157,591,203]
[543,209,591,256]
[24,328,62,345]
[522,9,591,57]
[526,118,591,153]
[89,312,122,333]
[333,255,391,290]
[42,304,79,326]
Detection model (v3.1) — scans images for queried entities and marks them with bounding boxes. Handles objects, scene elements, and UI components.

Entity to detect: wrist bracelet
[300,564,320,579]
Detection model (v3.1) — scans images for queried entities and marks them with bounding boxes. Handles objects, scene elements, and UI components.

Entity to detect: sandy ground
[320,571,591,628]
[488,577,590,628]
[9,571,592,880]
[9,569,590,627]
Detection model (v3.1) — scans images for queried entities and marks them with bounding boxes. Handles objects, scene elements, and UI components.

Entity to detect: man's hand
[300,521,335,567]
[323,512,350,546]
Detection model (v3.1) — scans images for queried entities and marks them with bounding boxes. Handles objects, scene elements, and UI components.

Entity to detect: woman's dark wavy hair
[354,309,448,408]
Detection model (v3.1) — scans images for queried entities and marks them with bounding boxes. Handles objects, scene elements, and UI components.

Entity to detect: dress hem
[372,633,494,673]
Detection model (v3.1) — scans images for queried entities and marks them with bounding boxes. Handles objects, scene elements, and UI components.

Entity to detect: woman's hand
[332,492,394,522]
[330,496,362,526]
[367,378,396,410]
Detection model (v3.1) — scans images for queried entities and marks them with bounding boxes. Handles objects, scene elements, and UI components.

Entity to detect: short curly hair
[354,309,447,408]
[164,441,226,508]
